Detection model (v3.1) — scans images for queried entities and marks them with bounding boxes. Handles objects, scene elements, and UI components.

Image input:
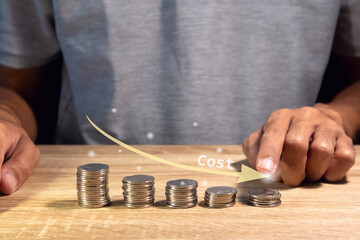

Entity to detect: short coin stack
[204,186,237,208]
[122,175,155,208]
[165,179,198,208]
[77,163,111,208]
[248,188,281,207]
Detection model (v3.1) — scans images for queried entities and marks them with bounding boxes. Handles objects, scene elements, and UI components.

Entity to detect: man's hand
[0,64,45,194]
[0,113,40,194]
[242,105,355,186]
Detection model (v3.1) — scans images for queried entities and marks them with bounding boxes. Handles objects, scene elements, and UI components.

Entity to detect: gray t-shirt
[0,1,359,145]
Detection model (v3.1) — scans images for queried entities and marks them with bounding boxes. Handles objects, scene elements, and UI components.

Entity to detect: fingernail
[258,158,275,173]
[2,172,18,193]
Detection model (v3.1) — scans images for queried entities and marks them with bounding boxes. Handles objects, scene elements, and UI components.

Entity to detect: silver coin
[248,196,280,202]
[165,187,197,191]
[77,173,108,177]
[165,202,197,208]
[123,175,154,184]
[77,172,108,176]
[248,188,280,199]
[78,203,110,208]
[77,176,107,179]
[166,179,198,188]
[205,186,238,195]
[123,190,155,196]
[77,192,109,196]
[122,186,154,191]
[78,163,109,172]
[205,197,236,202]
[79,197,110,202]
[205,201,236,208]
[76,174,108,178]
[78,197,110,202]
[78,198,110,203]
[124,203,154,209]
[165,192,196,197]
[205,194,236,199]
[77,184,108,188]
[77,189,109,193]
[205,198,235,203]
[124,196,155,200]
[166,196,197,200]
[249,200,281,206]
[249,200,281,207]
[77,171,108,175]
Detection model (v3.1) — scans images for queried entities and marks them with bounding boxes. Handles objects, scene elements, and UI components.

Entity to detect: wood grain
[0,145,359,239]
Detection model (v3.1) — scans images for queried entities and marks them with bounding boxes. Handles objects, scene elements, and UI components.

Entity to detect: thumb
[0,135,40,194]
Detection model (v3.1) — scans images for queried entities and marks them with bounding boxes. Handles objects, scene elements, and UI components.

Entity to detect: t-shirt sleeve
[0,1,60,69]
[332,0,360,57]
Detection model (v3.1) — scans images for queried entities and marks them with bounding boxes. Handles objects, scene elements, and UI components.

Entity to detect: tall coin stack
[204,186,238,208]
[122,175,155,208]
[77,163,111,208]
[248,188,281,207]
[165,179,198,208]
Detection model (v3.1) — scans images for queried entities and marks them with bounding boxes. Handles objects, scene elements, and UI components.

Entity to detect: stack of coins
[165,179,198,208]
[248,188,281,207]
[122,175,155,208]
[77,163,111,208]
[204,186,238,208]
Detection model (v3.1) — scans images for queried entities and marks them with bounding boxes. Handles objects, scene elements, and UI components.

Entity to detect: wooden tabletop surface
[0,145,359,240]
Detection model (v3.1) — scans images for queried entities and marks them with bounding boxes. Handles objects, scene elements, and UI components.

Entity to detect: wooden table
[0,145,359,239]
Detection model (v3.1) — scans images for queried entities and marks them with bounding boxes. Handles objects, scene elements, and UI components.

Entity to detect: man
[0,1,359,194]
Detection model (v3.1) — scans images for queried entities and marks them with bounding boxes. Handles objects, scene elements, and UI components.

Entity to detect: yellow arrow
[86,115,266,183]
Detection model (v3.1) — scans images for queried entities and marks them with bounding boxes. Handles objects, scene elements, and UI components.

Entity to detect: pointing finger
[256,109,292,175]
[242,128,262,169]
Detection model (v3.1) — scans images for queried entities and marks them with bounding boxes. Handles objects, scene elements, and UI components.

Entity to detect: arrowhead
[237,164,266,183]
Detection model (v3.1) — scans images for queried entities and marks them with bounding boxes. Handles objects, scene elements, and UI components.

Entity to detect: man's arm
[324,55,360,139]
[0,63,46,194]
[242,55,360,186]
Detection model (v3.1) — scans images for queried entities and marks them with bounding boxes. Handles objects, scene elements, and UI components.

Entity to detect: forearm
[316,80,360,139]
[0,87,37,140]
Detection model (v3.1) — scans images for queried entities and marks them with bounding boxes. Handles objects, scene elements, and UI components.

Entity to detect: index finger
[256,110,292,174]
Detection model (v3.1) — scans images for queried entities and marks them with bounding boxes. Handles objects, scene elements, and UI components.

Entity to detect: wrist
[314,102,358,139]
[313,103,344,126]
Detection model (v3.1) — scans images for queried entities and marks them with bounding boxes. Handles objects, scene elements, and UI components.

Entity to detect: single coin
[123,203,154,208]
[123,175,154,184]
[77,163,109,172]
[249,200,281,207]
[166,179,198,188]
[205,201,236,208]
[165,202,197,208]
[205,186,238,195]
[248,188,280,199]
